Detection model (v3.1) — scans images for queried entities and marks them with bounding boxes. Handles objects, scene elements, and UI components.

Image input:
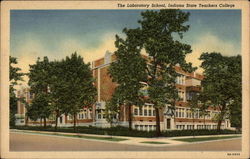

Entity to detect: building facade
[15,51,232,131]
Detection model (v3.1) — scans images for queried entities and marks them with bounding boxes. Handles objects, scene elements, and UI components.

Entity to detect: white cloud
[12,32,118,89]
[14,31,239,88]
[186,32,239,73]
[77,32,117,63]
[12,37,49,89]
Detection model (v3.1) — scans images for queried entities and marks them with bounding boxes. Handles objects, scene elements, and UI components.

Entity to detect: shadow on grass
[173,135,241,142]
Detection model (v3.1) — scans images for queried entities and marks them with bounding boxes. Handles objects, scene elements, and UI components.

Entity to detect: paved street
[10,132,241,151]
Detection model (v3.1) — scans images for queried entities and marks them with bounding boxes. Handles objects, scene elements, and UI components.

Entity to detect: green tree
[26,93,51,126]
[111,10,195,136]
[9,56,25,126]
[28,56,52,127]
[49,60,68,131]
[138,10,195,136]
[199,52,241,131]
[60,53,96,132]
[109,30,147,130]
[105,89,121,128]
[229,98,241,130]
[187,93,199,136]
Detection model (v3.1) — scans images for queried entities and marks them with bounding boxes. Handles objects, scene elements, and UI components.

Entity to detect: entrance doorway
[167,119,171,129]
[59,116,63,124]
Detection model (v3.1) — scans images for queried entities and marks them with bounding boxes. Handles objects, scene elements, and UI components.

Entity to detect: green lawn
[140,141,168,144]
[21,131,127,142]
[173,135,241,142]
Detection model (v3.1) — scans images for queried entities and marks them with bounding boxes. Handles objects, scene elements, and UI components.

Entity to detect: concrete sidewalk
[10,129,241,147]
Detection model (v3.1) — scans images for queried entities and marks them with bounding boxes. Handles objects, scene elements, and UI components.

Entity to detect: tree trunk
[192,112,195,138]
[128,104,133,131]
[204,115,206,129]
[40,118,42,126]
[55,116,58,131]
[73,113,77,132]
[55,111,59,131]
[155,107,161,137]
[217,105,226,132]
[44,117,47,128]
[25,116,28,126]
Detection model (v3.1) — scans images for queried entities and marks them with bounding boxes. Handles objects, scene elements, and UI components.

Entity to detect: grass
[56,134,128,142]
[140,141,168,144]
[173,135,241,142]
[19,130,128,142]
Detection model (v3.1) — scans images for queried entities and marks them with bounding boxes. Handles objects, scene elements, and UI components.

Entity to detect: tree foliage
[110,10,196,136]
[105,90,121,127]
[27,53,97,131]
[28,57,52,127]
[58,53,97,131]
[9,56,25,126]
[109,29,147,130]
[199,52,242,130]
[48,60,69,130]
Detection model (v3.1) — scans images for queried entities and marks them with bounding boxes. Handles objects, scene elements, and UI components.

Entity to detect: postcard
[1,0,249,158]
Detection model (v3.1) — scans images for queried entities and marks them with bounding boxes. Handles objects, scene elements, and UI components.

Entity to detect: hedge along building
[15,51,232,131]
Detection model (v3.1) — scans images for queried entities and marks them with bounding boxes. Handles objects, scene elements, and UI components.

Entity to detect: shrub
[12,125,241,138]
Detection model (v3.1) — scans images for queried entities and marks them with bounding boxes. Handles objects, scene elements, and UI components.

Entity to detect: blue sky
[10,9,241,76]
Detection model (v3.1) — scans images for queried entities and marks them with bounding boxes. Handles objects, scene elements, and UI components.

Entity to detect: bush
[12,125,241,138]
[162,129,240,137]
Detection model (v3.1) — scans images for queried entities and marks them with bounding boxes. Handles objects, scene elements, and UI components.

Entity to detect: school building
[15,51,232,131]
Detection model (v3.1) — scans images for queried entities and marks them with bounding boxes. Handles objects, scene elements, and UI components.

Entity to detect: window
[135,125,139,130]
[153,110,155,116]
[68,115,73,120]
[148,106,152,116]
[134,108,138,116]
[97,113,101,119]
[178,109,181,118]
[176,125,185,130]
[207,111,211,119]
[181,108,185,118]
[139,107,143,116]
[186,109,190,118]
[195,110,199,118]
[144,109,147,116]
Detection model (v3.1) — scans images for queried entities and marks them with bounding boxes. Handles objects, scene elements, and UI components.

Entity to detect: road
[10,132,241,151]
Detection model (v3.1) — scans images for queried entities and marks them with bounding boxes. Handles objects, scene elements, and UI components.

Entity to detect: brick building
[15,51,231,131]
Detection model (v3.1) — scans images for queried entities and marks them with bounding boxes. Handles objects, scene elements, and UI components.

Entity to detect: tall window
[144,108,147,116]
[178,108,181,117]
[148,109,152,116]
[181,108,185,118]
[134,108,138,116]
[139,107,143,116]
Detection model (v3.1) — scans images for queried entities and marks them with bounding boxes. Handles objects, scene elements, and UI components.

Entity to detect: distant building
[15,51,232,131]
